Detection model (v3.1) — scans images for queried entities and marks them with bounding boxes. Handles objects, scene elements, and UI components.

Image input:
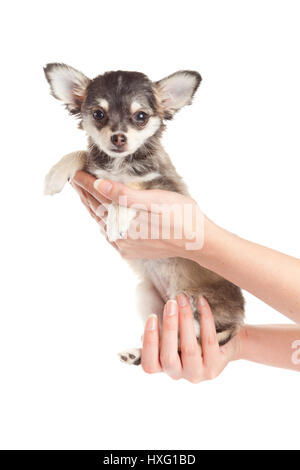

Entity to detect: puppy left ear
[155,71,201,119]
[44,63,90,114]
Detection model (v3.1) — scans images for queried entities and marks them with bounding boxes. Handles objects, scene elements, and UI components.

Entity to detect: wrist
[184,216,224,264]
[233,325,249,361]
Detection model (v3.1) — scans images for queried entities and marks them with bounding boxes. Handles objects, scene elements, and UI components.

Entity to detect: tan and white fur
[44,64,245,365]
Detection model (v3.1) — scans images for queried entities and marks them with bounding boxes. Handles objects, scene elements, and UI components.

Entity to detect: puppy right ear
[44,63,90,114]
[155,71,201,119]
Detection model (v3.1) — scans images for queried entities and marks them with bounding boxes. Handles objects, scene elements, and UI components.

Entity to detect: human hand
[141,294,241,383]
[71,171,207,259]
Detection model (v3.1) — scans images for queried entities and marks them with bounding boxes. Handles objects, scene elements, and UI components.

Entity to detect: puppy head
[44,64,201,158]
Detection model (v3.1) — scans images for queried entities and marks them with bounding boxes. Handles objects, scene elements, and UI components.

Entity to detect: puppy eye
[134,111,148,123]
[93,109,105,120]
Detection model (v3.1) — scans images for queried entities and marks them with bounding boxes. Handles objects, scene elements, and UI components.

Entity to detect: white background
[0,0,299,450]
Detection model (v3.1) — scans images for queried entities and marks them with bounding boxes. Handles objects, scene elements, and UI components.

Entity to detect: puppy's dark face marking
[44,63,201,159]
[82,71,163,157]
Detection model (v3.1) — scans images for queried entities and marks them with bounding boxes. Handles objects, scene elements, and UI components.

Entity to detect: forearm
[237,325,300,371]
[189,219,300,323]
[73,174,300,323]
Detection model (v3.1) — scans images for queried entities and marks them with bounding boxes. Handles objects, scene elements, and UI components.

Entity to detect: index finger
[198,296,220,367]
[141,315,162,374]
[72,171,111,205]
[177,294,203,380]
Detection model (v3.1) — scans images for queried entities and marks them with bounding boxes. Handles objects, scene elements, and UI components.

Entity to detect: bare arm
[191,220,300,324]
[140,297,300,381]
[72,172,300,324]
[71,172,300,323]
[71,172,300,376]
[238,324,300,371]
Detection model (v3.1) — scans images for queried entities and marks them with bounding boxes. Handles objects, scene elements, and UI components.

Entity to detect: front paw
[44,151,86,195]
[44,164,71,195]
[106,204,136,242]
[118,348,141,365]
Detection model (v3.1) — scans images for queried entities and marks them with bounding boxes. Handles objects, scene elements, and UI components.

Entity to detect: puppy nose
[111,133,127,147]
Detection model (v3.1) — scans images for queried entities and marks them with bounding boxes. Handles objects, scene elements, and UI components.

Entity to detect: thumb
[93,178,181,212]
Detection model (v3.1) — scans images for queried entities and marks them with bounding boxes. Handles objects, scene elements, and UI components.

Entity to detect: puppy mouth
[110,148,127,154]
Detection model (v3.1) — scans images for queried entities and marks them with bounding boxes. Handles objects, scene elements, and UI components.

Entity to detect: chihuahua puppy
[44,63,244,364]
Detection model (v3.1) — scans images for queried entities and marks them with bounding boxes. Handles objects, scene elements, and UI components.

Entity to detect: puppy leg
[118,280,164,365]
[106,203,136,242]
[136,279,165,326]
[44,150,87,195]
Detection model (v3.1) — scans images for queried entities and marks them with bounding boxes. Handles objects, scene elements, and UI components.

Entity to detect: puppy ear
[155,71,201,119]
[44,63,90,114]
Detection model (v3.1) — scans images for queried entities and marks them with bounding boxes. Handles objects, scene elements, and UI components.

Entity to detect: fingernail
[177,293,187,307]
[199,296,206,307]
[94,179,112,195]
[146,314,157,331]
[166,299,177,316]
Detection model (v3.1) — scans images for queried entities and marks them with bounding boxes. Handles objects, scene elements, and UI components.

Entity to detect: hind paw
[118,348,141,365]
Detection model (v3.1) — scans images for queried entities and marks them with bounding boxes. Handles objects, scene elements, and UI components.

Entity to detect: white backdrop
[0,0,299,450]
